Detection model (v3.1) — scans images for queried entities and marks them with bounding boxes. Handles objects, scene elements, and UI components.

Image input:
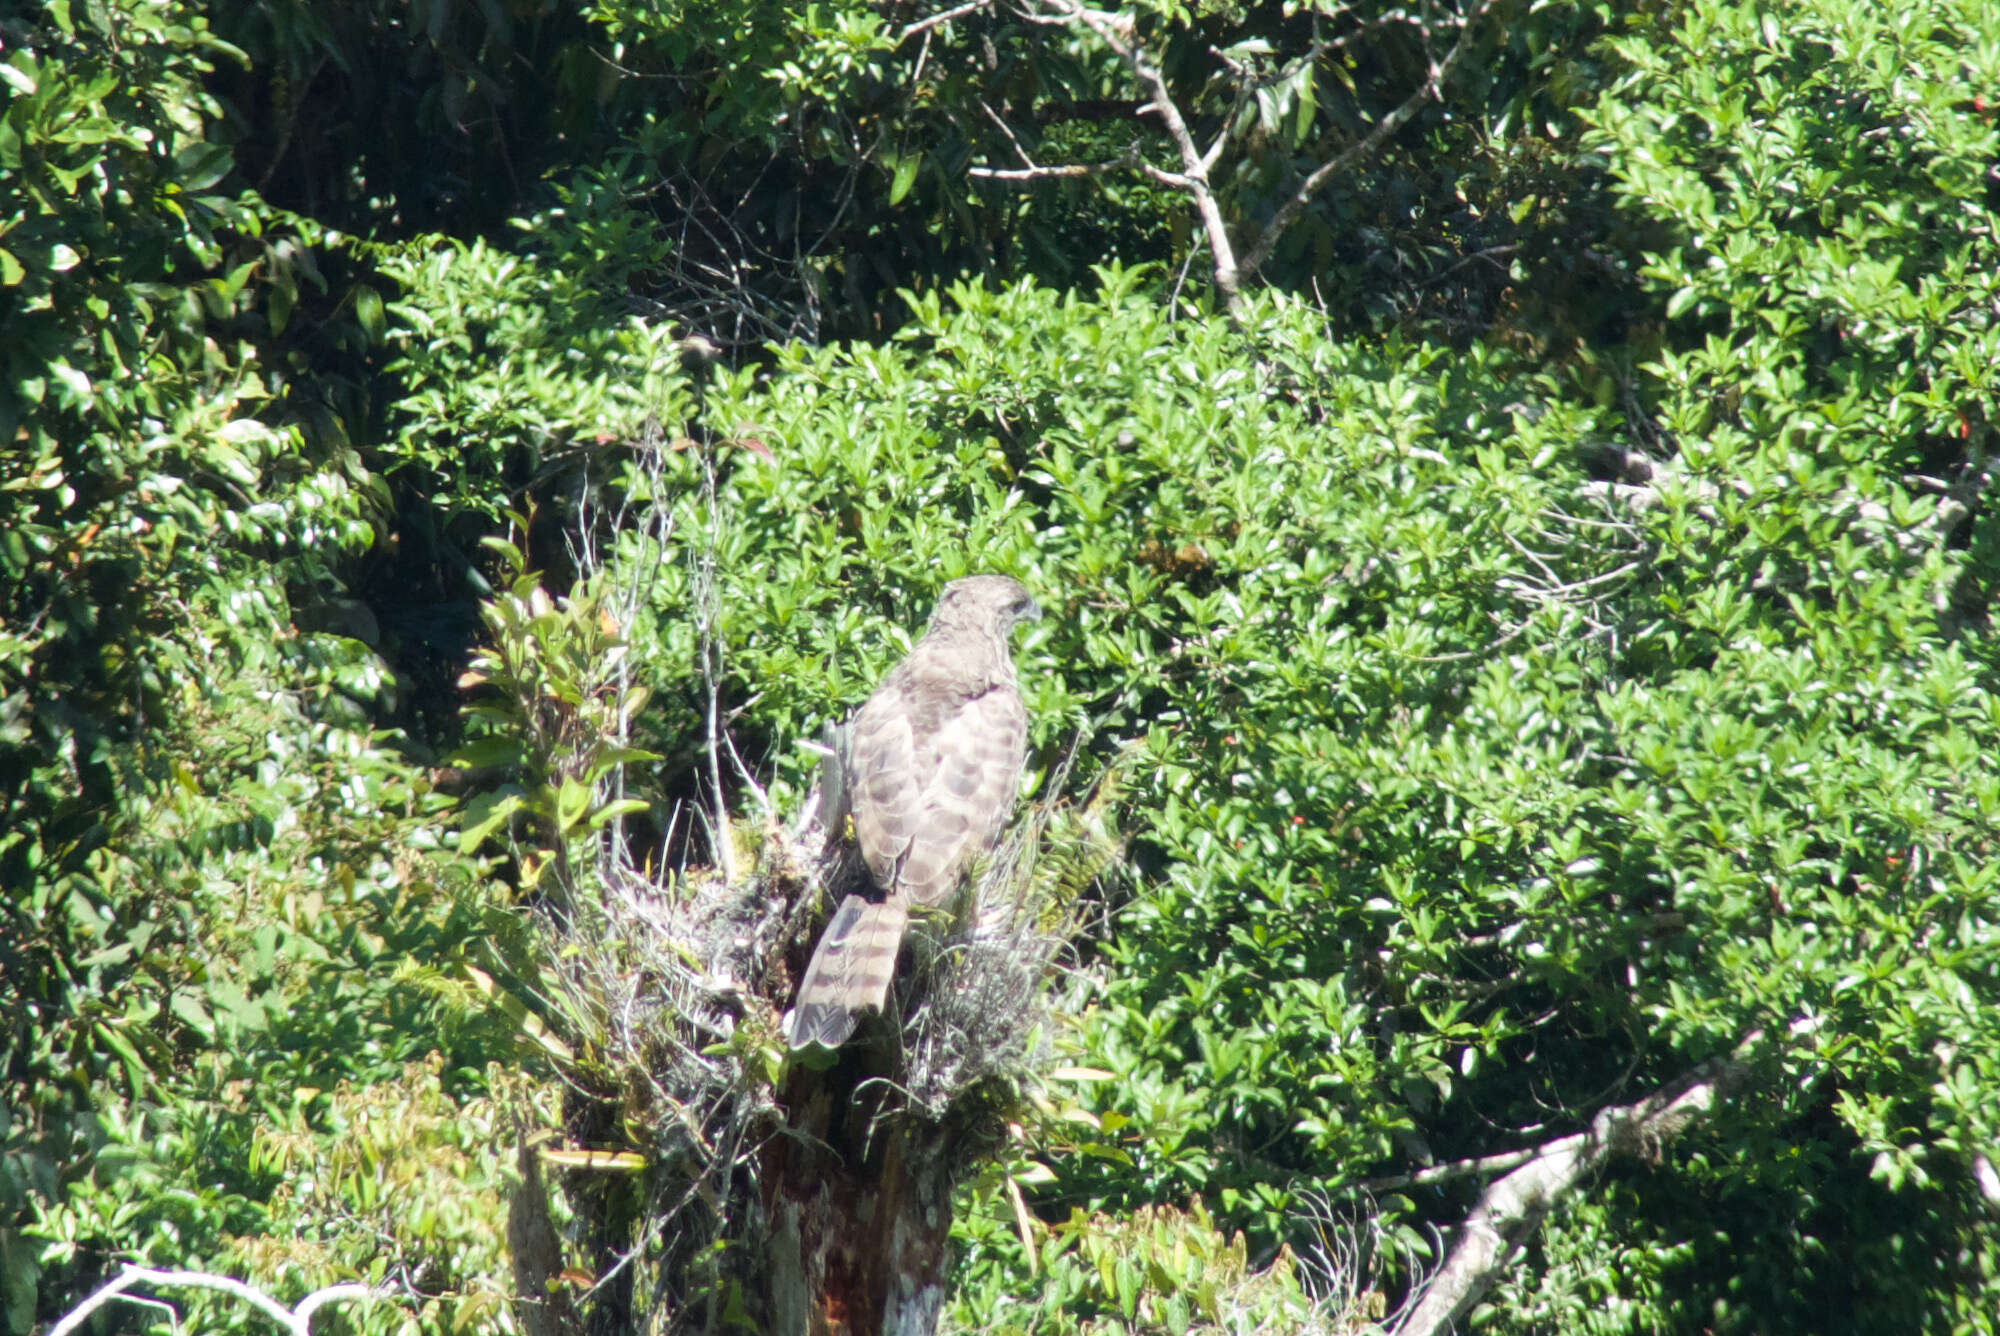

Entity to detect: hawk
[787,575,1041,1050]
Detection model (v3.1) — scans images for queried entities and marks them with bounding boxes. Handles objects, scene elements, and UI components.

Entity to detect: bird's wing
[889,683,1027,909]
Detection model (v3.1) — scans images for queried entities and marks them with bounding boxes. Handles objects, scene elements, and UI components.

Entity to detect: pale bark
[48,1266,389,1336]
[971,1,1493,316]
[1394,1021,1820,1336]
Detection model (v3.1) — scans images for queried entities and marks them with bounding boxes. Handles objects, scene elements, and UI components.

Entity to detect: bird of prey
[787,575,1040,1050]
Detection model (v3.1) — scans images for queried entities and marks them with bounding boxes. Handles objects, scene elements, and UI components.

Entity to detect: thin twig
[981,99,1040,169]
[1412,609,1538,662]
[969,160,1130,180]
[1362,1145,1543,1193]
[693,444,739,885]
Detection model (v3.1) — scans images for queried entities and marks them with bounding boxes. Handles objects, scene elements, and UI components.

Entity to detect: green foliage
[0,3,530,1329]
[454,526,660,884]
[374,174,691,528]
[1586,0,2000,601]
[602,239,2000,1324]
[2,9,350,1317]
[7,587,532,1332]
[10,0,2000,1331]
[1592,0,2000,419]
[594,265,1589,1245]
[561,0,1626,339]
[230,1056,546,1333]
[949,1192,1338,1335]
[0,0,372,933]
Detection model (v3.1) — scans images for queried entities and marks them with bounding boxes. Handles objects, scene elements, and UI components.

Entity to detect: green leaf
[354,285,386,342]
[462,965,574,1063]
[452,736,527,769]
[175,141,234,192]
[460,789,523,851]
[588,797,651,829]
[267,281,294,334]
[889,151,920,206]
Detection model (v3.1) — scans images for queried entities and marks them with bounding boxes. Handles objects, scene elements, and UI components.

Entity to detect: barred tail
[786,895,909,1050]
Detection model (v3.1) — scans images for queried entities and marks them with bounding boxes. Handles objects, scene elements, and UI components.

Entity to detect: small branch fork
[48,1265,392,1336]
[1005,0,1246,305]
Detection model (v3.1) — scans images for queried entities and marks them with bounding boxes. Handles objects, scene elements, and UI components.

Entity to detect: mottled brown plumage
[788,575,1040,1050]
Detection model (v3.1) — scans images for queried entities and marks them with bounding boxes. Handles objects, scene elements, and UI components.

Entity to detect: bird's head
[931,574,1041,636]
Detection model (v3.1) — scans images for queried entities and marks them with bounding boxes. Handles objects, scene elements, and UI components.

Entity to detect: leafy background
[5,0,2000,1332]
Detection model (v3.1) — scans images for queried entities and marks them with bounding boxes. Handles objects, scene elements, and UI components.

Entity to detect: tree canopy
[5,0,2000,1332]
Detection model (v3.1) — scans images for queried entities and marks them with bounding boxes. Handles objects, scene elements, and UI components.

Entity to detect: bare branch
[902,0,993,40]
[293,1285,390,1328]
[1200,42,1271,176]
[1393,1019,1822,1336]
[971,102,1152,181]
[1582,438,1989,558]
[1362,1145,1543,1193]
[981,99,1040,169]
[1036,0,1245,309]
[970,161,1119,180]
[973,3,1497,307]
[1920,444,1991,537]
[49,1266,391,1336]
[1412,608,1538,662]
[1239,0,1493,279]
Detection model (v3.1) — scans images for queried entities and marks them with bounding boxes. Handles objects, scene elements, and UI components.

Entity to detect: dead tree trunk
[762,1047,958,1335]
[750,720,1035,1335]
[511,722,1081,1336]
